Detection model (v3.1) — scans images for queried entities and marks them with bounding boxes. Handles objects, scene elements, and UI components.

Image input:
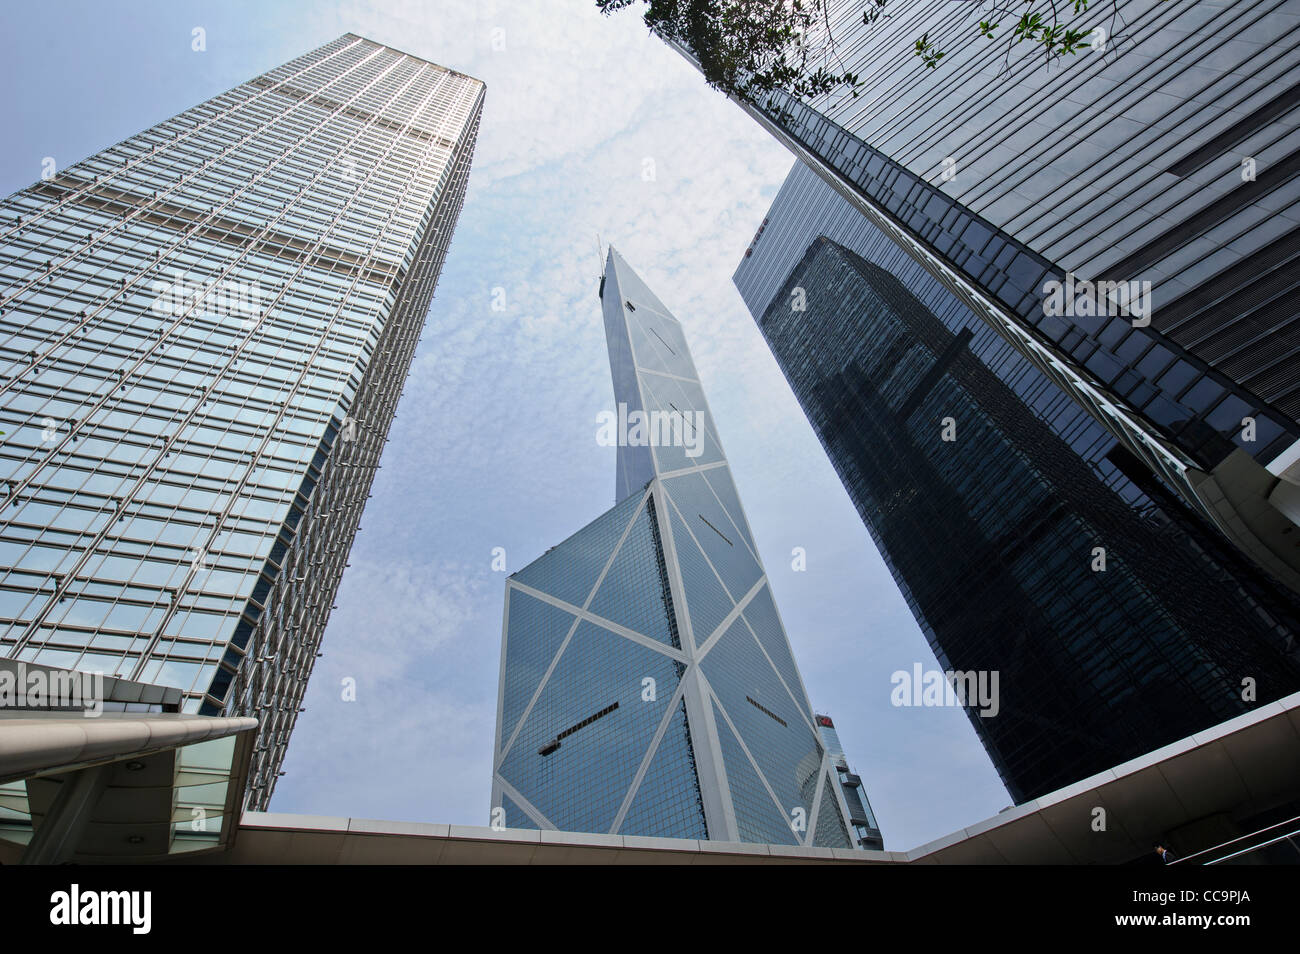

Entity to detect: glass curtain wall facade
[814,713,882,850]
[662,0,1300,592]
[0,34,484,808]
[734,172,1300,799]
[492,248,857,847]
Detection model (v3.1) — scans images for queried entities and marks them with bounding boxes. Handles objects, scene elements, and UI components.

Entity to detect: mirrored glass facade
[737,196,1300,801]
[0,34,484,808]
[492,249,857,847]
[664,0,1300,592]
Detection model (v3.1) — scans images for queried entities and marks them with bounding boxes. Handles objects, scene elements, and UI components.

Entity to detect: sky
[0,0,1010,849]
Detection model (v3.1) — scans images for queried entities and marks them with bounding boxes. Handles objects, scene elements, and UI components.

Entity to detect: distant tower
[491,248,858,846]
[0,34,485,809]
[814,713,883,850]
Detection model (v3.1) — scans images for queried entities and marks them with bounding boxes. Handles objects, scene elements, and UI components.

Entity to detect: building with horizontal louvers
[0,34,484,809]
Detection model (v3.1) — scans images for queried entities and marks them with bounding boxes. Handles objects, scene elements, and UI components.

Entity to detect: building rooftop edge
[339,32,486,87]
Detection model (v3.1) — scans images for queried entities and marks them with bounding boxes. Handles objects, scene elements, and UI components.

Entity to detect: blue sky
[0,0,1009,849]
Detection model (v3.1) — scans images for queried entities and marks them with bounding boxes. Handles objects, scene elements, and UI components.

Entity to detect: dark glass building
[734,168,1300,800]
[660,0,1300,593]
[491,248,860,847]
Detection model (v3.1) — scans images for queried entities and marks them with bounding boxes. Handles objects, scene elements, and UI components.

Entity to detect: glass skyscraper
[814,713,883,850]
[0,34,484,809]
[659,0,1300,594]
[734,164,1300,802]
[491,247,858,847]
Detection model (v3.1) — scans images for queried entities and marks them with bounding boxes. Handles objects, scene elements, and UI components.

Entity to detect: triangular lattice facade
[491,248,855,847]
